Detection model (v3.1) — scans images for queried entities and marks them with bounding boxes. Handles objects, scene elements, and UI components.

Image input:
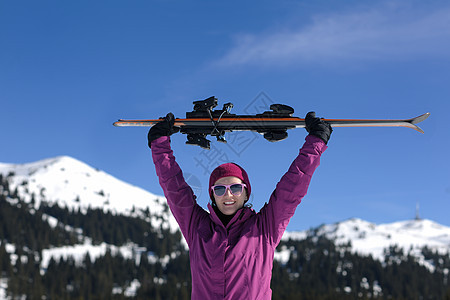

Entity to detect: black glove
[305,111,332,144]
[147,113,180,148]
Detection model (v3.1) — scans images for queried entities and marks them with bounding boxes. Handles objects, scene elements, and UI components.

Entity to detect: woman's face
[213,176,247,216]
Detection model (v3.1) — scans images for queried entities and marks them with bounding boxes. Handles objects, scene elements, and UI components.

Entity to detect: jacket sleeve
[261,134,328,246]
[150,136,207,246]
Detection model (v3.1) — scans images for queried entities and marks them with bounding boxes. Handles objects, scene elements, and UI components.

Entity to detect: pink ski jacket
[151,135,327,300]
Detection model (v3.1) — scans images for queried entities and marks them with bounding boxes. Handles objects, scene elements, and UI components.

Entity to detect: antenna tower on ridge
[415,202,421,221]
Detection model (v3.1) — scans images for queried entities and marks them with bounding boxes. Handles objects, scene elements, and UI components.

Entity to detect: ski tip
[410,112,430,124]
[409,112,430,133]
[113,120,130,127]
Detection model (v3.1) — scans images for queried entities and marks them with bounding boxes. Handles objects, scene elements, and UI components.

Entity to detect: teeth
[224,202,235,205]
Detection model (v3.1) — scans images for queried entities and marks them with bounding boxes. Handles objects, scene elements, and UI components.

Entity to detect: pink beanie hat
[209,163,251,200]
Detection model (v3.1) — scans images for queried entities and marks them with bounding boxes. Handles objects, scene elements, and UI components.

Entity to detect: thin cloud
[215,3,450,68]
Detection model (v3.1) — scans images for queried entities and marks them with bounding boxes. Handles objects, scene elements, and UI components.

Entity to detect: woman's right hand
[147,113,180,148]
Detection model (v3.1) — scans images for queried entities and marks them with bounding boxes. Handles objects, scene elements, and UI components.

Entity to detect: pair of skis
[113,96,430,149]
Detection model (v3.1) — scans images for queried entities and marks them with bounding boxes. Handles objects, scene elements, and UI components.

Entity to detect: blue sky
[1,0,449,231]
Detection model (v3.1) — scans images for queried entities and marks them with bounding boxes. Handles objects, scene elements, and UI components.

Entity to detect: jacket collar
[208,203,254,229]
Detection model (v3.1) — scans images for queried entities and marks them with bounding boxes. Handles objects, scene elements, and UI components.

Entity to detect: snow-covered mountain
[280,218,450,270]
[2,156,449,298]
[1,156,449,266]
[0,156,178,232]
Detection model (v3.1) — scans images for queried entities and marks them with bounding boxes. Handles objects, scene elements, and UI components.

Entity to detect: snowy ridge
[2,156,450,273]
[281,218,450,266]
[1,156,184,274]
[0,156,178,232]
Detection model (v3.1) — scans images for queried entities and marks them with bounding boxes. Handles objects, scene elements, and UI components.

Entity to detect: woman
[148,112,331,299]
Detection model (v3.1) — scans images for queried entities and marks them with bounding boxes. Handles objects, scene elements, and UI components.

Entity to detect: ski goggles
[211,183,247,197]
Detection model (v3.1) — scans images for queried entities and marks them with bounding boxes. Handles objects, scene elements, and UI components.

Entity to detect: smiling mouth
[224,201,236,205]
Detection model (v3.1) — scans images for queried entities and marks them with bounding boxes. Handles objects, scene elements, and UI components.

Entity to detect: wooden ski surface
[113,112,430,133]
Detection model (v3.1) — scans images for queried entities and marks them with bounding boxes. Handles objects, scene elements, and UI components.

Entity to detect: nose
[223,187,233,196]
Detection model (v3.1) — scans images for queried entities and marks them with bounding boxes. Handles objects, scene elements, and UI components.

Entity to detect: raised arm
[262,112,332,246]
[149,114,207,245]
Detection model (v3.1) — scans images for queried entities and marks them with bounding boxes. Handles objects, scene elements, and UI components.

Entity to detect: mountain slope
[0,156,177,232]
[1,156,450,299]
[2,156,450,261]
[281,218,450,270]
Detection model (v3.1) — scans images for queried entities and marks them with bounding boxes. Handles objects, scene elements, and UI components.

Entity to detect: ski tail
[408,112,430,134]
[323,112,431,133]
